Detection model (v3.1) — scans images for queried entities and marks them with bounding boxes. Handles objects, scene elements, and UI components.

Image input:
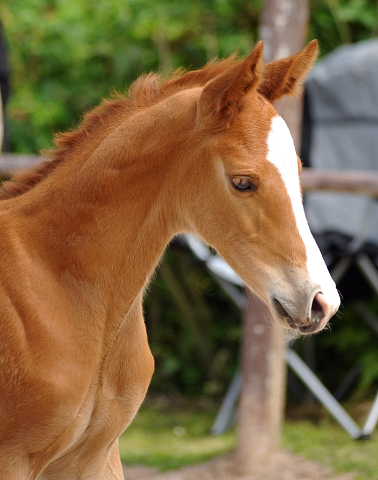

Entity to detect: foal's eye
[231,176,258,192]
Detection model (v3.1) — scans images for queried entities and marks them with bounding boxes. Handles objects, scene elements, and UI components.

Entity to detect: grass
[283,418,378,480]
[119,401,378,478]
[118,402,235,471]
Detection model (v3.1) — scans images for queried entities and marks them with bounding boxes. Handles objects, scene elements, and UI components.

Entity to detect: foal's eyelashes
[231,176,258,192]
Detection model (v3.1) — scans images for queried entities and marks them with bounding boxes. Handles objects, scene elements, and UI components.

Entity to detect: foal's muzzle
[272,291,334,335]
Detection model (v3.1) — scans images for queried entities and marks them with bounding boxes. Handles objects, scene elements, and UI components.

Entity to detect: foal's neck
[12,126,183,312]
[8,92,198,328]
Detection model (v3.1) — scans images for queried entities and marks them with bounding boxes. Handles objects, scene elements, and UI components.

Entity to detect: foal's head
[1,40,338,335]
[180,40,339,334]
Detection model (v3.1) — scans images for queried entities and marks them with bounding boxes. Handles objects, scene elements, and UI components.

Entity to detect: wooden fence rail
[301,169,378,197]
[0,153,45,176]
[2,153,378,197]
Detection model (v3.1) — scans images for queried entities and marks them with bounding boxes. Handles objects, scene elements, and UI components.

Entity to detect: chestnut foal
[0,40,339,479]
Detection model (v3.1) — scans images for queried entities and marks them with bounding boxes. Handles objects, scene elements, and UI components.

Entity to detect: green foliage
[310,0,378,53]
[2,0,154,152]
[0,0,261,153]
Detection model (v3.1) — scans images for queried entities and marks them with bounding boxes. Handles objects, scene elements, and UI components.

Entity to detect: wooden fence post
[236,0,309,474]
[237,292,286,473]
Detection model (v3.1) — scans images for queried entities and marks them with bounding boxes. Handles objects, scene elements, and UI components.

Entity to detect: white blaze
[266,115,340,309]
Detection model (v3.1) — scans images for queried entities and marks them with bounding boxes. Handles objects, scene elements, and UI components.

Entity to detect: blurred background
[1,1,378,476]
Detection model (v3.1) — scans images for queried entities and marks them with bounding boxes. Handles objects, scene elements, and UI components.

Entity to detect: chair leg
[285,349,362,439]
[330,256,352,284]
[357,253,378,296]
[211,370,242,435]
[362,390,378,437]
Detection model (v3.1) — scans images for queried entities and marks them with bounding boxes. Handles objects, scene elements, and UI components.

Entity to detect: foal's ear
[197,41,264,128]
[258,40,318,103]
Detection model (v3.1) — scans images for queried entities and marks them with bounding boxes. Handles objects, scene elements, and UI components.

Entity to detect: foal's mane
[0,56,238,201]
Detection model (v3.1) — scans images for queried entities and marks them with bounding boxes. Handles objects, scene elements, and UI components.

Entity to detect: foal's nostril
[311,294,325,322]
[272,293,332,333]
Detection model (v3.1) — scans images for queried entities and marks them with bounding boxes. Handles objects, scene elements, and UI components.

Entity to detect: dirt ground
[122,450,355,480]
